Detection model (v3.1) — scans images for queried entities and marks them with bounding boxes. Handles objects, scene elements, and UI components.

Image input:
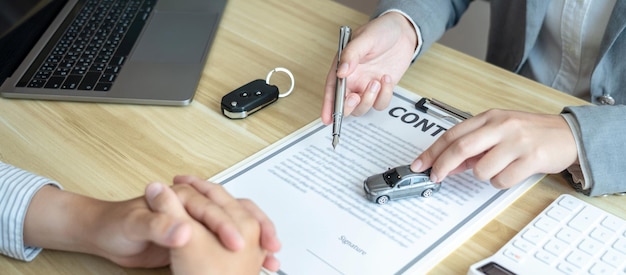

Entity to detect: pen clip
[415,98,472,125]
[334,26,351,113]
[336,26,351,66]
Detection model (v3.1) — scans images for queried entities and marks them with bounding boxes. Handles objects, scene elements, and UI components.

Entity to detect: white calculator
[468,194,626,275]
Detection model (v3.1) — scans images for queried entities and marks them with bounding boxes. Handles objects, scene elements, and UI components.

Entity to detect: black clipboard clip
[415,98,472,125]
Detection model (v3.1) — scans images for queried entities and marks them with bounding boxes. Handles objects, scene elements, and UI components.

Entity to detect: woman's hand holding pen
[321,12,417,124]
[411,110,579,189]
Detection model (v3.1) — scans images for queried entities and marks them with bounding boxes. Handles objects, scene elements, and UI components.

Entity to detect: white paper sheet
[213,87,540,275]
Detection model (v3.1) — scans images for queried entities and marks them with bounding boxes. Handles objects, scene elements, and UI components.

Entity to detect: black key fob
[221,79,279,119]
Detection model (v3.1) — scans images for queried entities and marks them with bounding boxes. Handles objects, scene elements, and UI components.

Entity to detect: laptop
[0,0,226,105]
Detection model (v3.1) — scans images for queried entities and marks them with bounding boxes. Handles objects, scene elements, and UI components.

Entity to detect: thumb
[141,182,193,247]
[336,41,361,78]
[337,30,377,78]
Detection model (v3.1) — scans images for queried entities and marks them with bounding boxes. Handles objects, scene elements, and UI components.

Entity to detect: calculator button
[568,206,601,232]
[601,215,623,232]
[503,248,525,263]
[512,239,533,253]
[590,227,612,244]
[544,239,568,255]
[612,238,626,254]
[589,262,615,275]
[557,262,578,274]
[578,238,603,256]
[558,195,583,211]
[546,205,573,221]
[566,250,590,268]
[535,250,557,264]
[534,216,559,233]
[600,250,626,267]
[522,227,548,245]
[556,227,578,243]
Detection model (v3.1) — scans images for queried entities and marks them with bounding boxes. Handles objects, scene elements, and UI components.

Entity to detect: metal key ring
[266,67,295,98]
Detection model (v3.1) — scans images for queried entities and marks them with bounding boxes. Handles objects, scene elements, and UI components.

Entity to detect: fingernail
[411,159,422,171]
[370,81,380,94]
[346,96,358,107]
[383,74,392,83]
[430,174,439,183]
[227,229,246,251]
[166,222,183,244]
[338,63,349,75]
[146,183,163,201]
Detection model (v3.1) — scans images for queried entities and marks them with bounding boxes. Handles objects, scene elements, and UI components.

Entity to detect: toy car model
[363,165,441,204]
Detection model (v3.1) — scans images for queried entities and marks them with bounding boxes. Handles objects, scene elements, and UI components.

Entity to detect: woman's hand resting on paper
[321,12,417,124]
[410,109,579,188]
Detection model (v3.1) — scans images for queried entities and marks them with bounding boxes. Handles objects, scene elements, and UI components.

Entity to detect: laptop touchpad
[130,12,217,64]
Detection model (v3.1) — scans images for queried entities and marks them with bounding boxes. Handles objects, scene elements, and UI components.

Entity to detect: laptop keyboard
[17,0,157,92]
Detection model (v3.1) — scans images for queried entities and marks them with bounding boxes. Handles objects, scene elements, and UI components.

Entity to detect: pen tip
[332,136,339,149]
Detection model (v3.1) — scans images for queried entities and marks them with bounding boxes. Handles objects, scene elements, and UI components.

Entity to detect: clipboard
[415,97,472,124]
[215,87,540,275]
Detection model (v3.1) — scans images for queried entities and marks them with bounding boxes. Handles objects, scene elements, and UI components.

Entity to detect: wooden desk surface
[1,0,624,274]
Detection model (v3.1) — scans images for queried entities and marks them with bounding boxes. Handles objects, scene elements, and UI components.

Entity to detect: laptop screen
[1,1,52,37]
[0,0,66,84]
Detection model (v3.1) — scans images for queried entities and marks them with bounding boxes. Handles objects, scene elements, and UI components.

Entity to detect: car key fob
[221,79,279,119]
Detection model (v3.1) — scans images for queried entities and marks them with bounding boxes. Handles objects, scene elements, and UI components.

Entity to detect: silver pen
[332,26,351,149]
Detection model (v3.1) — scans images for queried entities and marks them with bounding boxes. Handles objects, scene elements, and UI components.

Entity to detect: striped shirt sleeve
[0,162,62,261]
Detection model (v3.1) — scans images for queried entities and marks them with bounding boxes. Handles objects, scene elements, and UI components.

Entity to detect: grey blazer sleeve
[0,162,61,261]
[562,105,626,196]
[374,0,472,57]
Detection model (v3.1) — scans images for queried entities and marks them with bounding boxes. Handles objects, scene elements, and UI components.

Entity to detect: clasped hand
[37,175,283,274]
[144,175,281,274]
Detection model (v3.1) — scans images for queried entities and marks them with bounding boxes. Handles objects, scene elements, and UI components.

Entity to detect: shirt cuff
[378,9,422,62]
[21,183,62,261]
[0,163,62,262]
[560,113,593,191]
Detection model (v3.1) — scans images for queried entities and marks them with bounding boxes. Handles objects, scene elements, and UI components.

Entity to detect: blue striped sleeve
[0,162,62,261]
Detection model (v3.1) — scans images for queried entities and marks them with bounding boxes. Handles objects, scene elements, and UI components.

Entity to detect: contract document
[213,87,541,275]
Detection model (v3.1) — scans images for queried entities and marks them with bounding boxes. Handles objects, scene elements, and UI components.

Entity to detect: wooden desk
[1,0,624,274]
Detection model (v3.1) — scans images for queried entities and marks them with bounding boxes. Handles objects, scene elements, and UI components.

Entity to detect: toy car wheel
[376,196,389,204]
[422,188,433,198]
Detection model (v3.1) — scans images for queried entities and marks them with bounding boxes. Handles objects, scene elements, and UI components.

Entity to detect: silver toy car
[363,165,441,204]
